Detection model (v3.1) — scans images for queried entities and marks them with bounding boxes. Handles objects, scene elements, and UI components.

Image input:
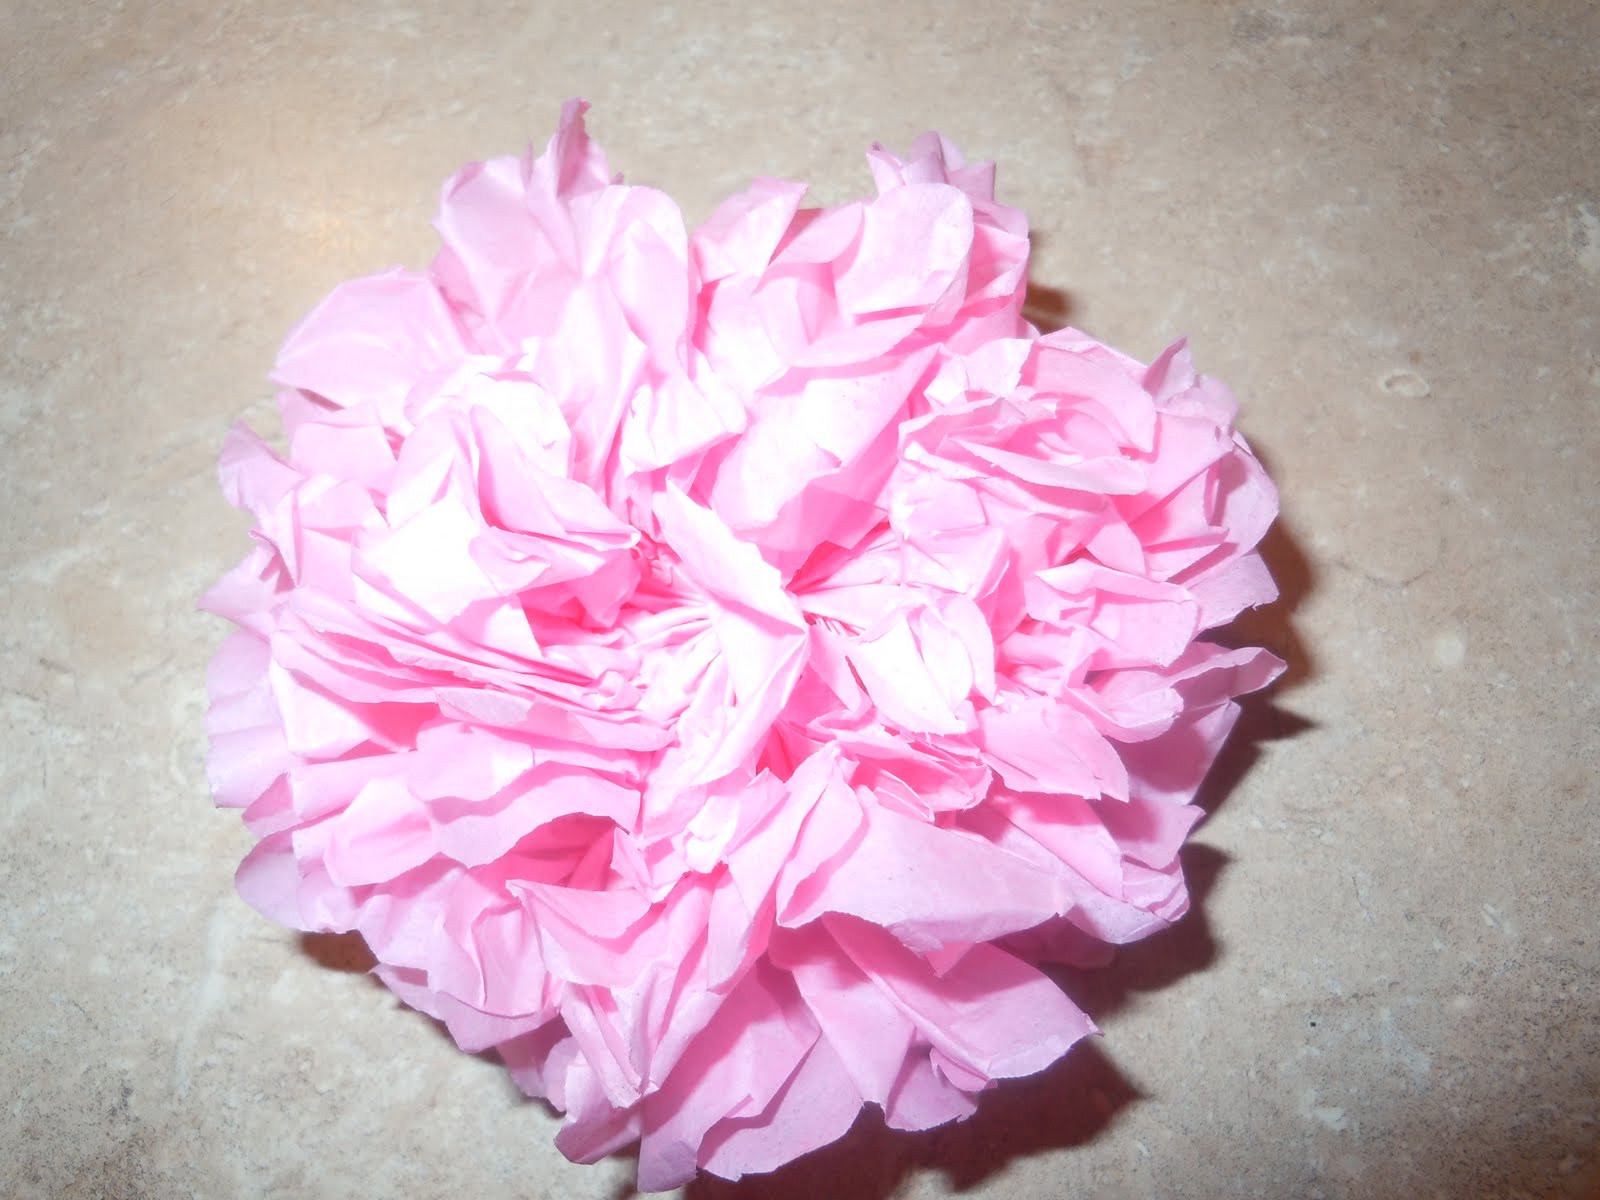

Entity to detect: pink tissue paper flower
[203,100,1284,1189]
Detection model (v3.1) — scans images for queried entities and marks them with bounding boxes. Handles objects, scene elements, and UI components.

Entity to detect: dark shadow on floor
[1022,280,1075,334]
[298,930,377,974]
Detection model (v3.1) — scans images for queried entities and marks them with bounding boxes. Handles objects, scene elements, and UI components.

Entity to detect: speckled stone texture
[4,1,1597,1197]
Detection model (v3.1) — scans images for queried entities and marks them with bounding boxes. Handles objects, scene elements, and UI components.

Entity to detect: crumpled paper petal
[202,100,1285,1190]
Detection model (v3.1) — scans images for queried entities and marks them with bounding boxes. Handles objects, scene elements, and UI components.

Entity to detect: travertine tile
[4,2,1596,1196]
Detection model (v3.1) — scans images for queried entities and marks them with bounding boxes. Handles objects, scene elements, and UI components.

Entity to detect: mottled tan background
[4,1,1597,1197]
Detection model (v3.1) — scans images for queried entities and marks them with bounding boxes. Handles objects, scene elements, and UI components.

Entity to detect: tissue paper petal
[203,102,1285,1189]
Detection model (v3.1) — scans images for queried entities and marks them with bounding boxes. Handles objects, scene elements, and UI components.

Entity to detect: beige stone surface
[4,1,1597,1196]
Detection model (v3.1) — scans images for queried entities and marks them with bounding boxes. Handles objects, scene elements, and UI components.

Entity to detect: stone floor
[4,1,1597,1197]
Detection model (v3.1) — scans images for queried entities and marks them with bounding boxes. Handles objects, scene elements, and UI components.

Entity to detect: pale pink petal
[774,923,917,1108]
[272,269,470,417]
[692,178,809,283]
[698,1034,864,1181]
[321,778,435,887]
[234,832,303,928]
[635,963,819,1192]
[782,801,1070,952]
[830,920,1097,1081]
[975,695,1129,799]
[834,184,973,316]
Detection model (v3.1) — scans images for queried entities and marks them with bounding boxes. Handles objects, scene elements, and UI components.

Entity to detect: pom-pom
[203,100,1283,1189]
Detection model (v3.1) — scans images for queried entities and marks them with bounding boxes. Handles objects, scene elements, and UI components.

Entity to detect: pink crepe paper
[203,100,1284,1189]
